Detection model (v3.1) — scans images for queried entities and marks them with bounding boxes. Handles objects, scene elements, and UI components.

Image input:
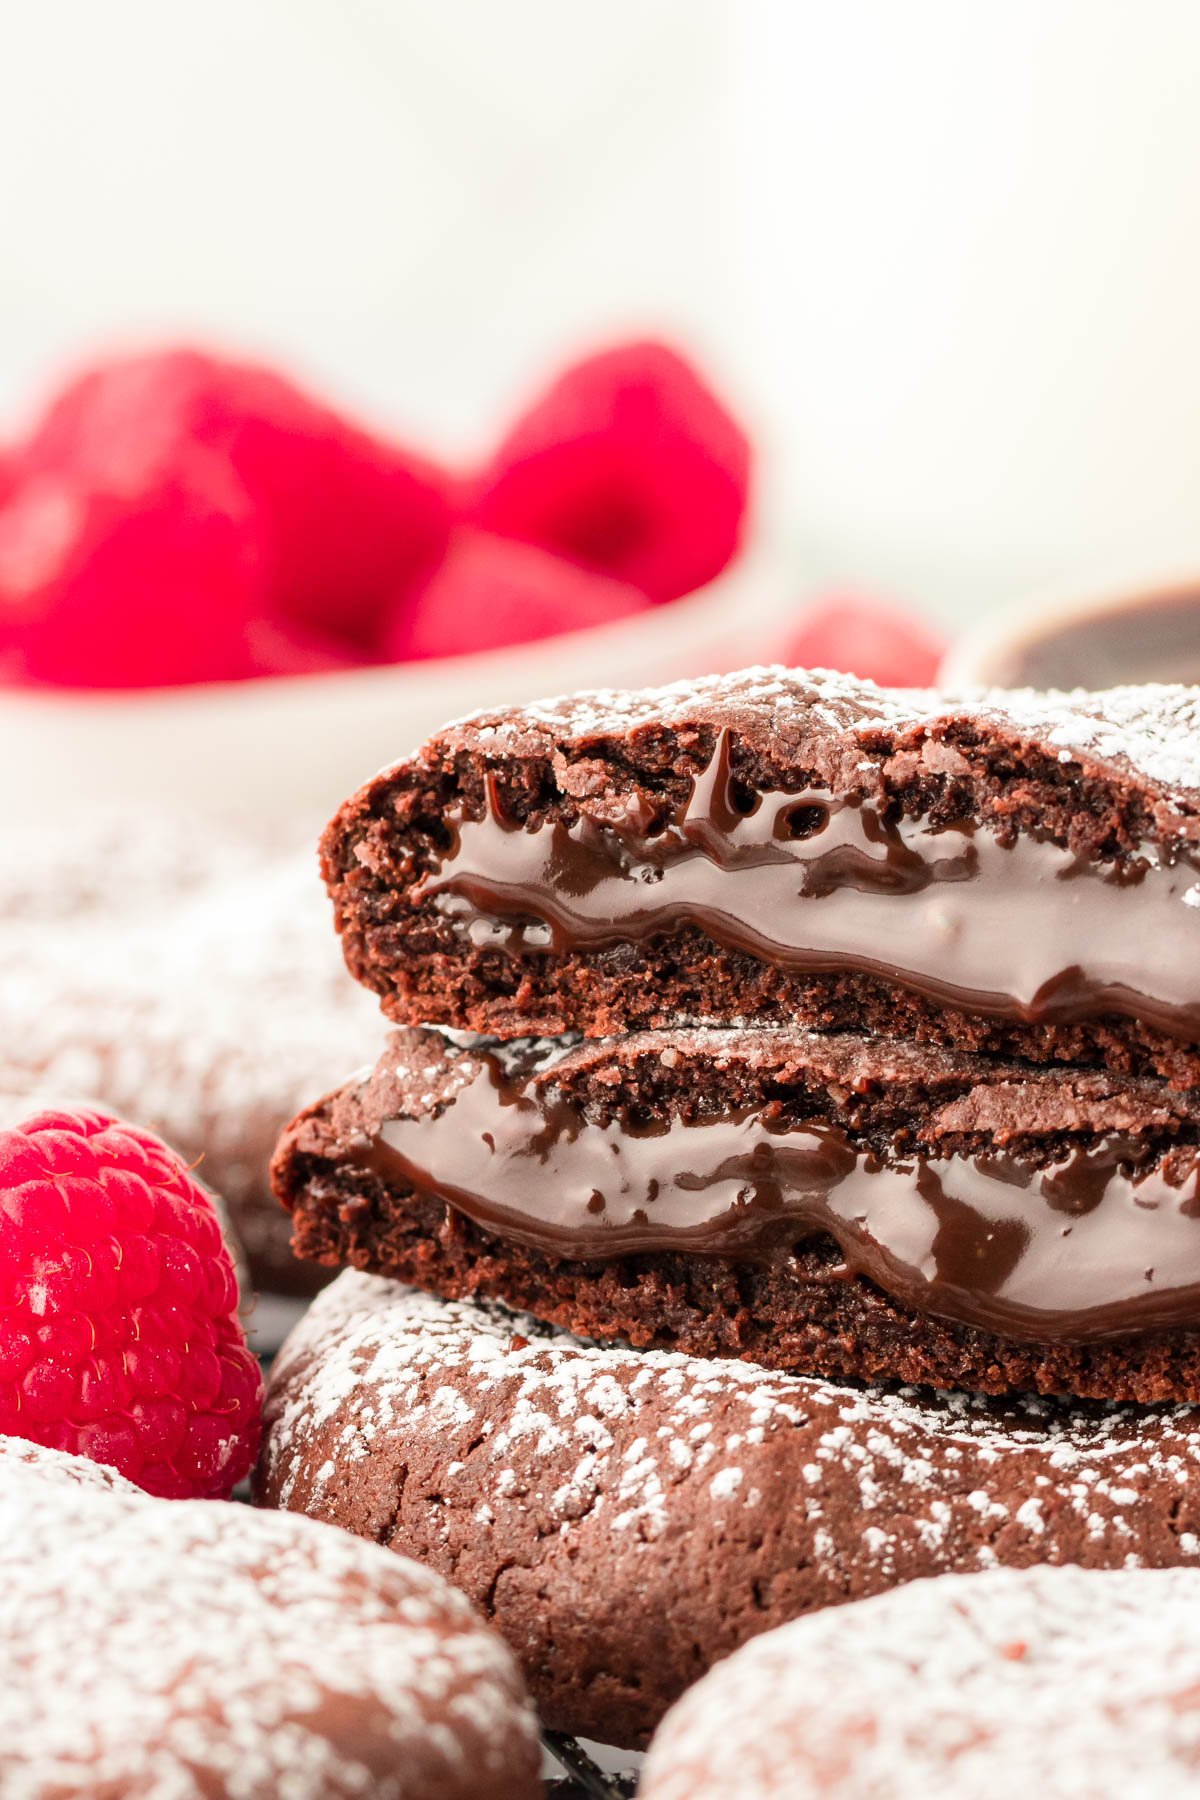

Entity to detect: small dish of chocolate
[943,570,1200,690]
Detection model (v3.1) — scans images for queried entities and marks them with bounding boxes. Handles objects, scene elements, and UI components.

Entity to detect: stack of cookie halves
[257,667,1200,1755]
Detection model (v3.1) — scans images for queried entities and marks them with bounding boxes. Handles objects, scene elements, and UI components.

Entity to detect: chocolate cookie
[0,820,379,1294]
[256,1274,1200,1749]
[0,1428,540,1799]
[274,1025,1200,1402]
[320,667,1200,1084]
[0,1431,142,1497]
[641,1564,1200,1799]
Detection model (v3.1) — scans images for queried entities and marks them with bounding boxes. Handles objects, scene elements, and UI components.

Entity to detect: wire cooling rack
[543,1733,641,1796]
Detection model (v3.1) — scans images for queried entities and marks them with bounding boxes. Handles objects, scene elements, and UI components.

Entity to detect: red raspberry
[240,614,362,677]
[25,349,452,638]
[0,347,452,684]
[0,455,270,687]
[0,1106,261,1499]
[468,340,751,603]
[777,593,946,688]
[383,528,650,661]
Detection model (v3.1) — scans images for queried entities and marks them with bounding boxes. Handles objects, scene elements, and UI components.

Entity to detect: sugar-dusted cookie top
[259,1273,1200,1748]
[642,1562,1200,1799]
[0,1432,539,1799]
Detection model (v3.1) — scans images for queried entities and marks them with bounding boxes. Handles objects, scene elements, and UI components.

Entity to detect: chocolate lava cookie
[0,1432,540,1799]
[322,668,1200,1085]
[258,1274,1200,1750]
[640,1565,1200,1799]
[274,1025,1200,1401]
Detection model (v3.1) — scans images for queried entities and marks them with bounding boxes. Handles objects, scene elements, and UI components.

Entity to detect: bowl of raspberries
[0,338,791,828]
[0,335,946,829]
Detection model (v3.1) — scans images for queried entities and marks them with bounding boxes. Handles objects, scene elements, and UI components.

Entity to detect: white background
[0,4,737,458]
[3,1,1200,630]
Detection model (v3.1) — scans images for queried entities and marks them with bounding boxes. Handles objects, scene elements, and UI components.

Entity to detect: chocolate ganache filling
[350,1048,1200,1345]
[416,732,1200,1041]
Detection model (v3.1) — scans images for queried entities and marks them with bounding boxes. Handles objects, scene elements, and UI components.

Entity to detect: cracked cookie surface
[257,1273,1200,1748]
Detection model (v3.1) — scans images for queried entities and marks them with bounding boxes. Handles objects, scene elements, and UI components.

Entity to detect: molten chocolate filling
[349,1050,1200,1345]
[416,731,1200,1041]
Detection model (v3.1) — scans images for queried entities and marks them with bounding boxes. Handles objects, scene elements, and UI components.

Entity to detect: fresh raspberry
[0,1106,261,1499]
[2,346,452,682]
[468,339,751,603]
[25,349,452,638]
[777,593,946,688]
[0,455,270,687]
[383,527,650,661]
[240,614,362,677]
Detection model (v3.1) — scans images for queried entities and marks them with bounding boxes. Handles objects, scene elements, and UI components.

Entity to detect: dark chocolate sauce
[993,587,1200,689]
[417,732,1200,1040]
[350,1051,1200,1344]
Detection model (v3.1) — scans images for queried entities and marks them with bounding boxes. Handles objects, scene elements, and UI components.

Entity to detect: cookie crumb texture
[0,1431,540,1799]
[641,1564,1200,1799]
[257,1275,1200,1749]
[275,1026,1200,1404]
[322,668,1200,1084]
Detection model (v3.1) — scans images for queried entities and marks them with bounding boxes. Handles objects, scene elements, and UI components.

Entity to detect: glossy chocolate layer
[416,732,1200,1041]
[348,1050,1200,1345]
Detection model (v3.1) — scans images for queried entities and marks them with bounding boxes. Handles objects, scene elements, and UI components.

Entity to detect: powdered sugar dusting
[0,1432,538,1799]
[437,665,1200,799]
[991,681,1200,795]
[0,1433,139,1497]
[641,1563,1200,1798]
[0,814,379,1278]
[263,1274,1200,1580]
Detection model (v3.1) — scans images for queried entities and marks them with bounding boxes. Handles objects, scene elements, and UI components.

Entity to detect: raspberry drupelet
[0,1107,261,1498]
[469,339,751,603]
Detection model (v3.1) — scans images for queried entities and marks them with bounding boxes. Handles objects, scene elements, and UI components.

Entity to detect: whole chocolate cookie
[0,1431,142,1497]
[641,1564,1200,1799]
[0,820,379,1295]
[321,667,1200,1085]
[274,1025,1200,1403]
[257,1273,1200,1749]
[0,1428,540,1798]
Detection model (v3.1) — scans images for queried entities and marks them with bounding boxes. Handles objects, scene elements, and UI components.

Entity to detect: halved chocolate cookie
[273,1026,1200,1401]
[257,1274,1200,1749]
[320,668,1200,1084]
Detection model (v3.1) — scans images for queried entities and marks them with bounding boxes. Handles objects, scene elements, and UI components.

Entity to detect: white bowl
[3,545,791,839]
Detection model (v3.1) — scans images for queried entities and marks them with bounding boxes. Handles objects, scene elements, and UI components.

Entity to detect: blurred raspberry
[778,593,946,687]
[384,528,650,662]
[0,1106,261,1499]
[0,455,273,688]
[6,347,452,677]
[241,616,362,677]
[469,340,751,602]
